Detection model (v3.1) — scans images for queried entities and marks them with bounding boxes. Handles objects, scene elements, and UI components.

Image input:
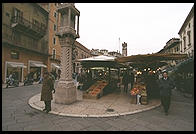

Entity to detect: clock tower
[122,42,127,56]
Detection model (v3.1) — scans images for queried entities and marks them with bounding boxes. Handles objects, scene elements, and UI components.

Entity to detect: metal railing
[2,23,48,55]
[11,16,47,35]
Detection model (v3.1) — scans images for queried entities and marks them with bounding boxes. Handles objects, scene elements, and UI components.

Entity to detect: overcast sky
[75,3,194,56]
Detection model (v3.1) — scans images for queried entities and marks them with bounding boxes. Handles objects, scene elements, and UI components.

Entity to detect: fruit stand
[130,82,147,105]
[83,80,108,99]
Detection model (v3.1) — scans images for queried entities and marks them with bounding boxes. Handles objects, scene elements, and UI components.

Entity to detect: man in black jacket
[158,71,175,115]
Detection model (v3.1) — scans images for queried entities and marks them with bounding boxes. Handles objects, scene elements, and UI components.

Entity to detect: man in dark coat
[40,71,55,113]
[122,71,130,94]
[130,71,134,90]
[158,71,175,115]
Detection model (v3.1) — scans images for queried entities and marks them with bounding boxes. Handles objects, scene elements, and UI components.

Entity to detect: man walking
[40,71,55,113]
[123,70,129,94]
[158,71,175,115]
[130,71,134,90]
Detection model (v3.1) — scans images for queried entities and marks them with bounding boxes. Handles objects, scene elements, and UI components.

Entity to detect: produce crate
[141,96,148,105]
[130,95,137,104]
[88,93,100,99]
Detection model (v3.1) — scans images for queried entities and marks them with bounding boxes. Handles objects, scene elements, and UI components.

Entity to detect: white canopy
[30,62,47,68]
[78,55,116,62]
[7,62,27,68]
[51,63,60,69]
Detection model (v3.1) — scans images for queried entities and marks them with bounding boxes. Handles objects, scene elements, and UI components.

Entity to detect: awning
[51,63,60,69]
[30,62,47,68]
[7,62,27,68]
[77,55,116,62]
[115,53,188,63]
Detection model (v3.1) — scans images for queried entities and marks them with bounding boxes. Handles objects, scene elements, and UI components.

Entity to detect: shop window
[11,50,19,59]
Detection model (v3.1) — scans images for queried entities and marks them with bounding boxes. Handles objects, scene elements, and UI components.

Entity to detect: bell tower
[122,42,127,56]
[55,3,80,104]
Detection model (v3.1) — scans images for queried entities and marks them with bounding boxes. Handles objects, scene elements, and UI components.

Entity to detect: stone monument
[122,42,127,57]
[55,3,80,104]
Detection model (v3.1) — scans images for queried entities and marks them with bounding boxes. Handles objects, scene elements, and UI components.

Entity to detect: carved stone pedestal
[55,80,76,104]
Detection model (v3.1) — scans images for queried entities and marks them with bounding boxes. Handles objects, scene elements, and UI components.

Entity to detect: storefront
[28,60,47,81]
[5,61,27,82]
[51,63,60,72]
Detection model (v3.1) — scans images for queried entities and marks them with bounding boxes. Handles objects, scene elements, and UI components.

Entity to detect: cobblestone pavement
[2,84,194,131]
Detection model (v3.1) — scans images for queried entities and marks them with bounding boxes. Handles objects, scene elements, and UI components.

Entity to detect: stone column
[55,3,80,105]
[68,8,71,27]
[55,35,77,104]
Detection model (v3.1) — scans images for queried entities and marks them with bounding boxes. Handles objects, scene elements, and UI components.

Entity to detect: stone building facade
[74,41,92,73]
[100,49,109,56]
[91,49,103,56]
[91,49,122,57]
[158,38,181,66]
[108,51,122,57]
[39,3,61,73]
[2,3,49,83]
[178,4,194,58]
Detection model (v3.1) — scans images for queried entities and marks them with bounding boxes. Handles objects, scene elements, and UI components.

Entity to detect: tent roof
[115,53,188,63]
[78,55,128,68]
[77,55,116,62]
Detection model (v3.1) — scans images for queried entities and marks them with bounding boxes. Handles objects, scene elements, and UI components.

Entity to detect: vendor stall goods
[130,82,148,105]
[83,80,108,99]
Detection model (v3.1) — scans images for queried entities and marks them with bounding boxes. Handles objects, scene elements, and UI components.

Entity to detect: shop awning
[77,55,116,62]
[31,63,47,68]
[51,63,60,69]
[115,53,188,63]
[7,62,27,68]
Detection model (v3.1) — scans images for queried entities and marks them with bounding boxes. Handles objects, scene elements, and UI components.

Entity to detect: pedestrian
[40,71,55,113]
[122,70,129,94]
[130,71,134,90]
[158,71,175,115]
[33,72,37,82]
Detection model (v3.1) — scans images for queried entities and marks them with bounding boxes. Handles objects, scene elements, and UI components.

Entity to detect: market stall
[77,55,128,99]
[116,53,188,104]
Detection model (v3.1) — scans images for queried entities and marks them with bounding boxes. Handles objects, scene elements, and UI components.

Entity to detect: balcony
[11,16,47,39]
[2,24,48,55]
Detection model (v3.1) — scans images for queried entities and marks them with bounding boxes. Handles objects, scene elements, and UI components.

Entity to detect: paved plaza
[2,84,194,131]
[29,91,160,117]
